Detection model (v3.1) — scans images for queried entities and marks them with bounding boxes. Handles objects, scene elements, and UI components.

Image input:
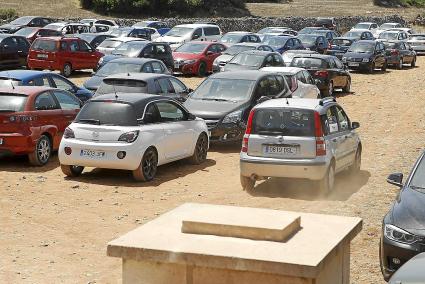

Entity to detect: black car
[98,41,173,71]
[384,41,416,69]
[183,71,291,143]
[297,34,329,54]
[290,54,351,96]
[315,17,337,30]
[380,151,425,281]
[312,30,340,42]
[0,16,53,33]
[223,50,284,72]
[0,35,30,69]
[342,40,387,73]
[72,33,115,48]
[326,37,355,59]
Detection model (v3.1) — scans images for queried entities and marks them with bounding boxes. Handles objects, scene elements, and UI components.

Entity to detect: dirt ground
[1,57,425,284]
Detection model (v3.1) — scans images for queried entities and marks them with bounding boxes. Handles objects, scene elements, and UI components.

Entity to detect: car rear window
[32,39,57,51]
[0,93,27,112]
[291,57,327,69]
[75,101,137,126]
[95,79,148,97]
[252,108,315,137]
[98,39,122,48]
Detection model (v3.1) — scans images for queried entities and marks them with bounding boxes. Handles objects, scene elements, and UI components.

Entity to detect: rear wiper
[78,119,100,125]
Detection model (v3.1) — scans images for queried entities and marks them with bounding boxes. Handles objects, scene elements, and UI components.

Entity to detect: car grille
[346,57,363,62]
[205,120,219,130]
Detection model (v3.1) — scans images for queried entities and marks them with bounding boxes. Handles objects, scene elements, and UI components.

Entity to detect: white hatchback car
[59,93,209,181]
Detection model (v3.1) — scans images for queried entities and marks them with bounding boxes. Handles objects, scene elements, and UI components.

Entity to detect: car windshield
[348,42,374,53]
[44,23,63,31]
[354,24,371,29]
[0,93,27,112]
[379,32,398,40]
[223,45,255,55]
[220,33,243,44]
[331,39,352,46]
[14,27,37,36]
[344,31,362,38]
[298,35,317,45]
[258,27,287,34]
[76,101,137,126]
[31,39,57,51]
[112,41,147,56]
[410,35,425,40]
[96,62,142,76]
[384,42,398,49]
[98,39,123,49]
[291,57,327,69]
[134,21,149,27]
[228,53,265,67]
[10,17,33,25]
[95,79,148,96]
[380,24,398,29]
[409,155,425,193]
[0,79,22,88]
[265,37,289,47]
[110,28,131,37]
[165,27,193,37]
[252,108,315,136]
[175,43,207,54]
[190,78,255,102]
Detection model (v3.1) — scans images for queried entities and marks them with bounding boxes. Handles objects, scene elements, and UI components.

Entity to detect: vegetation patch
[374,0,425,7]
[0,8,17,21]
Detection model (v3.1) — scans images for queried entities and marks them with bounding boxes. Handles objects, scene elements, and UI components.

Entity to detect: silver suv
[240,97,362,194]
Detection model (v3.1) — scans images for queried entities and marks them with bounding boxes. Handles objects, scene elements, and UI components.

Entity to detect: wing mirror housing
[351,121,360,129]
[387,173,403,188]
[187,113,196,120]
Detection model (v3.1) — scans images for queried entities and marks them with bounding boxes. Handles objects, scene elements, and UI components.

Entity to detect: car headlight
[183,59,196,65]
[362,58,370,63]
[222,110,242,124]
[384,224,418,244]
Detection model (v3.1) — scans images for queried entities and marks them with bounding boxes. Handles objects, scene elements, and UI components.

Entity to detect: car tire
[132,147,158,182]
[28,135,51,166]
[188,133,208,165]
[368,62,375,74]
[349,147,361,175]
[198,61,207,77]
[317,164,335,195]
[411,57,416,68]
[240,175,255,191]
[61,165,84,177]
[61,63,72,77]
[397,58,403,70]
[342,78,351,93]
[381,60,387,72]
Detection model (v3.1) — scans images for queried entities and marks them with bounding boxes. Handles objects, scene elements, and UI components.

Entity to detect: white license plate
[348,62,359,67]
[37,54,48,59]
[265,145,297,155]
[0,138,3,145]
[80,149,105,158]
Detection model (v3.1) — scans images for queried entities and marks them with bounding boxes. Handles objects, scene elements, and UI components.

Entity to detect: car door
[398,42,409,63]
[78,40,98,68]
[335,105,356,167]
[333,57,349,88]
[0,37,19,68]
[155,100,195,160]
[323,106,345,171]
[51,90,81,129]
[15,36,30,66]
[327,58,342,87]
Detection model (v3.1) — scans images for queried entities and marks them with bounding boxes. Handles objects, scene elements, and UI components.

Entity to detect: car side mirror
[387,173,403,188]
[192,34,200,40]
[187,113,196,120]
[351,121,360,129]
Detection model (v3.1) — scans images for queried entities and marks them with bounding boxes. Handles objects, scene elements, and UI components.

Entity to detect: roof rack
[319,97,336,106]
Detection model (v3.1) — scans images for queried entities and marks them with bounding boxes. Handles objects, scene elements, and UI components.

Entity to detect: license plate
[348,62,359,67]
[80,149,105,158]
[0,138,3,145]
[37,54,48,59]
[265,145,297,155]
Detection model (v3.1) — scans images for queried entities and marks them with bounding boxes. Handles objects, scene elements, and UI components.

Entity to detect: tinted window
[69,41,80,52]
[2,37,18,49]
[151,62,165,73]
[76,101,137,126]
[141,63,153,73]
[335,106,350,131]
[169,78,186,93]
[95,79,148,97]
[79,40,92,52]
[0,94,27,111]
[155,44,167,55]
[157,78,172,94]
[252,108,315,136]
[16,37,29,50]
[53,91,80,110]
[51,76,74,92]
[28,77,50,87]
[291,57,327,69]
[204,27,220,36]
[34,92,58,110]
[156,101,185,121]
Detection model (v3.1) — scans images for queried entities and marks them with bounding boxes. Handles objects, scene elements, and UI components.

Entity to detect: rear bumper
[386,55,402,65]
[0,133,35,155]
[27,58,60,71]
[240,153,328,180]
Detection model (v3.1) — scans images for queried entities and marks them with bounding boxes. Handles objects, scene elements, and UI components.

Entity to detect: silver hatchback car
[240,97,362,194]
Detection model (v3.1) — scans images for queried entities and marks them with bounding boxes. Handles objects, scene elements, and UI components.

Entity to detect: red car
[172,41,226,76]
[27,37,104,77]
[14,27,62,43]
[0,86,81,166]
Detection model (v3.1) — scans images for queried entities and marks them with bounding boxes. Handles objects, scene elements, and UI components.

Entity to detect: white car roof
[348,29,372,32]
[356,22,375,25]
[260,66,305,74]
[108,37,147,42]
[255,98,324,110]
[175,23,219,28]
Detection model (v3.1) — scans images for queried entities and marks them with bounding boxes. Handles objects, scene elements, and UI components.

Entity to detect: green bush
[0,8,17,20]
[374,0,425,6]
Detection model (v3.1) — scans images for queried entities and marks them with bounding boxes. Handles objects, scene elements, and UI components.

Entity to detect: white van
[155,23,222,50]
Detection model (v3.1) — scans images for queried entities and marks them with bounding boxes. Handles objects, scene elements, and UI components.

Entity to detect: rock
[71,184,80,189]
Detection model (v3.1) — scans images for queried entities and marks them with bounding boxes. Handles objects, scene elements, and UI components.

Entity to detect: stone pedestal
[107,203,362,284]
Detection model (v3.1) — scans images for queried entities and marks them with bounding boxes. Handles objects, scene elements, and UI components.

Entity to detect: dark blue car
[0,70,92,102]
[132,20,170,36]
[326,37,355,59]
[263,35,304,54]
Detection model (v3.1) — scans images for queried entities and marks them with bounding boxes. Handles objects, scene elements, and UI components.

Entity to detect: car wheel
[61,63,72,77]
[61,165,84,177]
[397,58,403,70]
[198,61,207,77]
[326,81,334,97]
[381,60,387,72]
[349,148,361,175]
[368,62,375,74]
[28,135,51,166]
[411,57,416,68]
[317,164,335,195]
[188,133,208,165]
[240,175,255,191]
[132,147,158,182]
[342,78,351,93]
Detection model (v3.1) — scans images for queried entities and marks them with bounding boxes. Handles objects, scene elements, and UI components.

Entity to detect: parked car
[155,24,222,50]
[380,151,425,281]
[281,49,319,65]
[343,29,374,41]
[257,26,291,34]
[291,54,351,96]
[260,67,321,98]
[297,34,328,54]
[263,35,303,54]
[27,36,104,77]
[388,27,416,35]
[84,58,170,92]
[80,19,119,28]
[259,29,298,42]
[0,34,30,69]
[172,41,226,76]
[378,30,409,42]
[315,17,337,30]
[72,33,115,48]
[384,41,416,69]
[0,16,53,33]
[213,43,274,72]
[184,71,291,143]
[96,37,146,55]
[0,70,93,102]
[97,40,173,71]
[44,22,90,35]
[132,20,170,36]
[219,32,261,46]
[110,27,160,41]
[374,23,403,37]
[342,40,387,73]
[407,34,425,53]
[387,253,425,284]
[223,50,284,72]
[0,86,81,165]
[298,27,328,35]
[58,93,208,181]
[14,27,62,43]
[239,97,361,193]
[326,38,355,59]
[351,22,378,32]
[311,30,340,42]
[94,73,192,101]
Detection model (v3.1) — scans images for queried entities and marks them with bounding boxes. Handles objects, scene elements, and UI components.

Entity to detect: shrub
[0,8,17,20]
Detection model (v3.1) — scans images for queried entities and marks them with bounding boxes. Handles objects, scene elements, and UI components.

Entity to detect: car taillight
[63,127,75,139]
[118,130,139,143]
[241,109,256,153]
[315,70,329,78]
[391,49,399,56]
[314,112,326,156]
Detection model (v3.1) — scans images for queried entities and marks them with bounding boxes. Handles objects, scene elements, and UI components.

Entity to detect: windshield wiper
[200,98,236,102]
[78,119,100,125]
[411,185,425,190]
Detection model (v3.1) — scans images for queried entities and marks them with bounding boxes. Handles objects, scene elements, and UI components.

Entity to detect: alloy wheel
[37,139,51,164]
[196,135,208,162]
[142,150,157,180]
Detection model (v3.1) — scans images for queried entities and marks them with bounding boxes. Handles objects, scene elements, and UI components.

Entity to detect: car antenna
[286,97,289,105]
[6,71,15,90]
[112,84,118,100]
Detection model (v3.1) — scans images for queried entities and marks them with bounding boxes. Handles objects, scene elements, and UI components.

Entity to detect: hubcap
[64,65,71,75]
[37,139,50,163]
[196,136,207,161]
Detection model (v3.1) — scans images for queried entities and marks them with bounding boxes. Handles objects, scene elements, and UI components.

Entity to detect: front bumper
[240,152,328,180]
[27,58,60,71]
[173,62,198,75]
[207,121,245,143]
[343,61,372,70]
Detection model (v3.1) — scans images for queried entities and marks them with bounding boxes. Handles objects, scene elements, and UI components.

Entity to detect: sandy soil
[1,57,425,284]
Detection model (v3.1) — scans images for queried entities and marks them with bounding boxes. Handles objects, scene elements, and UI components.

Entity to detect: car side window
[264,55,273,66]
[69,41,80,52]
[296,71,307,83]
[335,106,350,131]
[2,37,18,49]
[151,61,164,73]
[257,76,282,98]
[142,45,154,57]
[323,106,339,134]
[156,78,173,94]
[142,63,153,73]
[154,44,167,55]
[34,92,59,110]
[79,40,92,52]
[286,39,294,48]
[216,44,226,52]
[143,103,161,124]
[207,44,218,53]
[328,58,336,68]
[204,27,220,36]
[28,76,50,87]
[60,41,68,50]
[169,77,187,93]
[156,101,185,121]
[272,54,283,66]
[51,76,74,92]
[16,37,29,50]
[303,71,315,84]
[334,58,344,69]
[52,91,80,110]
[192,28,202,39]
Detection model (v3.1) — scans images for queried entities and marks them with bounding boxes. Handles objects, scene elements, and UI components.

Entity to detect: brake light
[241,109,256,153]
[391,49,399,56]
[314,112,326,156]
[315,70,329,78]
